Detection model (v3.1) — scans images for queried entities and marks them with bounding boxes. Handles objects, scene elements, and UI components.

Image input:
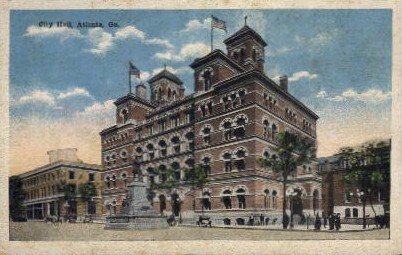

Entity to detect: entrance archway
[171,193,181,216]
[291,189,303,217]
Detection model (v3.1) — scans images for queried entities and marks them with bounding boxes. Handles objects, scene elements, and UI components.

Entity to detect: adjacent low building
[18,148,104,220]
[318,140,390,222]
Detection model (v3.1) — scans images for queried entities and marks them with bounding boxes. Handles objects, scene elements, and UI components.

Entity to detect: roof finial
[164,63,167,70]
[244,16,248,26]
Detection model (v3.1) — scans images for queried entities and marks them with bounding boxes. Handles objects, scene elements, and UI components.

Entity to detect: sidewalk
[180,223,381,232]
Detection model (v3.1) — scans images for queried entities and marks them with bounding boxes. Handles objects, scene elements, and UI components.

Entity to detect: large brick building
[319,140,390,221]
[18,149,103,220]
[100,24,321,224]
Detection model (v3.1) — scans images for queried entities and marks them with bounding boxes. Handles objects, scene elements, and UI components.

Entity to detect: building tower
[223,25,267,72]
[148,67,185,106]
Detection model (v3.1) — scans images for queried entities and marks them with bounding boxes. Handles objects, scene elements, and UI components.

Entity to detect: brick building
[100,24,321,224]
[19,148,103,220]
[319,140,390,220]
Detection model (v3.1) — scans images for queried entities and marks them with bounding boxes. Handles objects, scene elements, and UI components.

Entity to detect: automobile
[11,216,27,222]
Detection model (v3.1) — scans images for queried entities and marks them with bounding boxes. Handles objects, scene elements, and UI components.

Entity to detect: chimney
[279,75,288,92]
[136,83,147,99]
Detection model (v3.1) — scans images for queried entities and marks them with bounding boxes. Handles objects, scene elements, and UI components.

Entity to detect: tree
[260,131,315,229]
[57,181,77,219]
[184,164,209,213]
[154,168,181,216]
[342,142,390,229]
[9,176,26,220]
[78,182,98,215]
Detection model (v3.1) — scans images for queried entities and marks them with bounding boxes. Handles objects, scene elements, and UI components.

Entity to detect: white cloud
[115,26,146,40]
[76,99,115,117]
[288,71,318,82]
[295,30,339,46]
[181,18,211,32]
[85,28,115,56]
[319,88,391,103]
[154,42,210,62]
[18,89,56,106]
[316,90,327,99]
[57,87,92,99]
[24,25,82,41]
[144,38,174,49]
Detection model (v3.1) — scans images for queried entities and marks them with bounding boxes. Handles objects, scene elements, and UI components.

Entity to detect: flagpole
[129,62,132,94]
[211,15,213,52]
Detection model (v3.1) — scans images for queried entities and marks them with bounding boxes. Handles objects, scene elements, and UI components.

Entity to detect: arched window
[222,151,232,172]
[272,190,277,209]
[234,147,246,171]
[135,147,143,162]
[202,126,211,145]
[223,121,232,141]
[171,136,181,154]
[185,132,195,151]
[173,91,177,100]
[222,95,230,110]
[345,208,351,218]
[159,140,167,157]
[263,119,270,139]
[202,69,213,91]
[234,115,247,138]
[264,189,270,208]
[353,208,359,218]
[147,143,155,160]
[121,109,129,123]
[222,190,232,209]
[158,88,162,100]
[147,167,156,186]
[252,48,257,61]
[233,51,238,61]
[272,124,278,140]
[171,162,181,180]
[237,188,246,209]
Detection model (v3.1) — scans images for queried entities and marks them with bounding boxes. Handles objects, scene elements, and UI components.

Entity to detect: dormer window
[121,109,129,123]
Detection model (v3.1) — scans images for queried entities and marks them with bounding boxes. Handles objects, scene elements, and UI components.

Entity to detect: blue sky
[9,10,392,174]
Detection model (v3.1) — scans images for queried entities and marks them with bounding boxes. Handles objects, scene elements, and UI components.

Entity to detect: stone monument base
[105,214,169,230]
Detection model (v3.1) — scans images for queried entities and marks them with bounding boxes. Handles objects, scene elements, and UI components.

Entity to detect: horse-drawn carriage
[196,216,212,227]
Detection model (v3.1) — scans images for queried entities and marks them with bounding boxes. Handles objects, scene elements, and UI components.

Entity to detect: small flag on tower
[129,61,140,79]
[211,15,227,32]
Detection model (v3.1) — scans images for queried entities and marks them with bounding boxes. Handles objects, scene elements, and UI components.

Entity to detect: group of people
[305,213,341,231]
[247,214,277,226]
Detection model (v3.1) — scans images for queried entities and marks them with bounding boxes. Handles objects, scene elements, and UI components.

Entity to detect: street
[9,222,390,241]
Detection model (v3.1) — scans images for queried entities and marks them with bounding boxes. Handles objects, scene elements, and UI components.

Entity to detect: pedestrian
[335,213,341,231]
[329,214,334,230]
[314,214,321,230]
[260,214,265,226]
[306,214,311,230]
[323,214,328,228]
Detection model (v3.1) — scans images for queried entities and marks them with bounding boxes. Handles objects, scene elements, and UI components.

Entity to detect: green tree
[57,181,76,219]
[78,182,98,215]
[184,164,209,213]
[342,142,390,229]
[154,168,181,216]
[260,131,315,229]
[9,176,26,220]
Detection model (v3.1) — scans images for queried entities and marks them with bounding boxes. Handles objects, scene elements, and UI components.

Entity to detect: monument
[105,175,169,230]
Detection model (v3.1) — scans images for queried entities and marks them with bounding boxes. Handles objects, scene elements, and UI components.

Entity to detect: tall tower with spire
[223,21,267,73]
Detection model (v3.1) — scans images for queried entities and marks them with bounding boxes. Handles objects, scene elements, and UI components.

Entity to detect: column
[47,202,51,216]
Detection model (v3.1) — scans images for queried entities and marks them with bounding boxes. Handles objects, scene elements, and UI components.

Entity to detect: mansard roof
[148,69,183,85]
[189,49,245,72]
[223,25,267,47]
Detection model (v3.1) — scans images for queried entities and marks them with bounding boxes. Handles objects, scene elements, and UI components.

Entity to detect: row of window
[199,89,247,118]
[23,171,61,188]
[136,112,193,140]
[104,132,129,146]
[26,185,59,201]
